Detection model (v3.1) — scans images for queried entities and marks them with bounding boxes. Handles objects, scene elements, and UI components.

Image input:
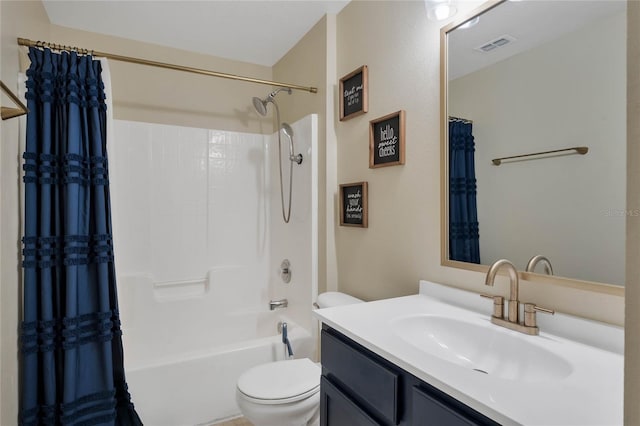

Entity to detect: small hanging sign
[339,65,368,121]
[339,182,368,228]
[369,110,405,168]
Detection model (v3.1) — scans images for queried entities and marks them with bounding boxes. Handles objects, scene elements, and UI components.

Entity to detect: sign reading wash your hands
[340,182,368,228]
[369,110,405,168]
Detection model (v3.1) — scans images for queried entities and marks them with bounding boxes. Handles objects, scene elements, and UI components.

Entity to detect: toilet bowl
[235,292,363,426]
[236,359,321,426]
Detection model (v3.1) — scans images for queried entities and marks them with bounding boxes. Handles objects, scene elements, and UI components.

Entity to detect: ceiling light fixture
[425,0,457,21]
[458,16,480,29]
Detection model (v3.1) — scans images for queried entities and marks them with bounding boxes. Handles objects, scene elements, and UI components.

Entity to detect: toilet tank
[316,292,364,309]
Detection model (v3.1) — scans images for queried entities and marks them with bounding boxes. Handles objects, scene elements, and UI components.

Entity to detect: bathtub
[118,273,315,426]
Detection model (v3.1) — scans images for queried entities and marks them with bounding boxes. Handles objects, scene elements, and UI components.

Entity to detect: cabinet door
[412,386,498,426]
[321,376,382,426]
[321,329,399,424]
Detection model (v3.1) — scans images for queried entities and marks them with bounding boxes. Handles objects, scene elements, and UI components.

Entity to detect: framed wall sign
[339,65,368,121]
[369,110,406,168]
[339,182,368,228]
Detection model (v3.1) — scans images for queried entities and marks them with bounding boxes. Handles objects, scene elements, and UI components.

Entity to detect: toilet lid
[237,359,320,404]
[316,292,364,309]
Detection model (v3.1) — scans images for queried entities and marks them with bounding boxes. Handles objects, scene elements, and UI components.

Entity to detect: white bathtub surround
[314,281,623,426]
[110,115,318,425]
[268,116,319,333]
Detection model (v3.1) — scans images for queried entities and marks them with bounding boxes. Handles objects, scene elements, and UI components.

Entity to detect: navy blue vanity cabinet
[320,376,381,426]
[320,325,500,426]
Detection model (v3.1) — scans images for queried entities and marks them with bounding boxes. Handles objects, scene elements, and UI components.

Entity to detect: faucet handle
[523,303,554,328]
[480,294,504,319]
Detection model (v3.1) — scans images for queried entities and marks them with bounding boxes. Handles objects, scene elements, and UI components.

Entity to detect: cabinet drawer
[321,329,399,424]
[412,386,499,426]
[321,376,381,426]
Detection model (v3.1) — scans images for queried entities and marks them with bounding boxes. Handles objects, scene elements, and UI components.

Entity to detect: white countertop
[313,281,623,426]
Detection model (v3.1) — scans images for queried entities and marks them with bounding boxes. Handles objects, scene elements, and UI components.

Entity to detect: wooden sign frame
[369,110,406,168]
[339,65,369,121]
[339,182,368,228]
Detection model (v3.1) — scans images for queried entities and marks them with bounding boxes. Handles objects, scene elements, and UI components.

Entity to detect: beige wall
[336,0,437,302]
[273,15,339,294]
[335,0,624,324]
[1,2,50,424]
[625,1,640,423]
[48,25,272,134]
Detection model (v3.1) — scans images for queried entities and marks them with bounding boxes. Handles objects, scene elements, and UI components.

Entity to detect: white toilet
[235,292,363,426]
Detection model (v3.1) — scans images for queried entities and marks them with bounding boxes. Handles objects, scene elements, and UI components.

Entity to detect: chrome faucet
[482,259,554,335]
[525,255,554,275]
[269,299,288,310]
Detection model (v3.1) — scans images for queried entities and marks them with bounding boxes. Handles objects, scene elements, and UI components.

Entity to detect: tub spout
[269,299,288,310]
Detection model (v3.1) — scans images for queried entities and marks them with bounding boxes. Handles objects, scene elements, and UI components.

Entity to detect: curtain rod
[17,38,318,94]
[448,116,472,124]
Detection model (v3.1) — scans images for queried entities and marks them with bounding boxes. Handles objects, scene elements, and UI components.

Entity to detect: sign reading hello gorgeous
[369,110,406,168]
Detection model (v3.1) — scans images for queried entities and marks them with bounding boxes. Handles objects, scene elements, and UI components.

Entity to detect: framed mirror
[440,0,626,294]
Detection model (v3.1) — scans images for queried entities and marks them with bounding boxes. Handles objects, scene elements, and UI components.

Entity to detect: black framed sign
[369,110,406,168]
[339,65,368,121]
[339,182,368,228]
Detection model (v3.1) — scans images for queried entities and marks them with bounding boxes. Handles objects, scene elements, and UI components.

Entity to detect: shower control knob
[281,259,292,284]
[290,153,303,164]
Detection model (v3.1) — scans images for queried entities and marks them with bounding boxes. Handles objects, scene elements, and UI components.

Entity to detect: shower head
[252,97,268,116]
[252,87,292,117]
[280,122,294,138]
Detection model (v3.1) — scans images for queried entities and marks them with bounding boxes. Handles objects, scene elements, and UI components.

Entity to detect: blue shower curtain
[449,119,480,264]
[20,47,142,426]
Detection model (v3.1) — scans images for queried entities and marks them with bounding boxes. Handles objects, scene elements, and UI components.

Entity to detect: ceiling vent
[475,34,517,53]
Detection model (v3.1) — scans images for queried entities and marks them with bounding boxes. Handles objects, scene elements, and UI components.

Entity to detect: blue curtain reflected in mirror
[449,118,480,264]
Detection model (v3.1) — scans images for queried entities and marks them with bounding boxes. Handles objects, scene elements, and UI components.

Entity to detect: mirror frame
[439,0,625,296]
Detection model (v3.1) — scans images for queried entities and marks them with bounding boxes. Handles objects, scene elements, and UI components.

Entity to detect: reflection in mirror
[443,0,626,287]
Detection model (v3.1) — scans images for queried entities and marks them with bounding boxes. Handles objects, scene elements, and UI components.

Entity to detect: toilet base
[307,409,320,426]
[236,389,320,426]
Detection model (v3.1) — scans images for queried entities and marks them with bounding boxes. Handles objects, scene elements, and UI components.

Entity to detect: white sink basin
[391,314,573,382]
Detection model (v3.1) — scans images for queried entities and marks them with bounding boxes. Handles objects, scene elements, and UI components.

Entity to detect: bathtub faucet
[269,299,288,310]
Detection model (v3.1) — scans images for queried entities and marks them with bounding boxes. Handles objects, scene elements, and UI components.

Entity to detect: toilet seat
[237,359,320,405]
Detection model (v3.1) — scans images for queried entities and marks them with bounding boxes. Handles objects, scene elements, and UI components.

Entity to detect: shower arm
[269,87,292,100]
